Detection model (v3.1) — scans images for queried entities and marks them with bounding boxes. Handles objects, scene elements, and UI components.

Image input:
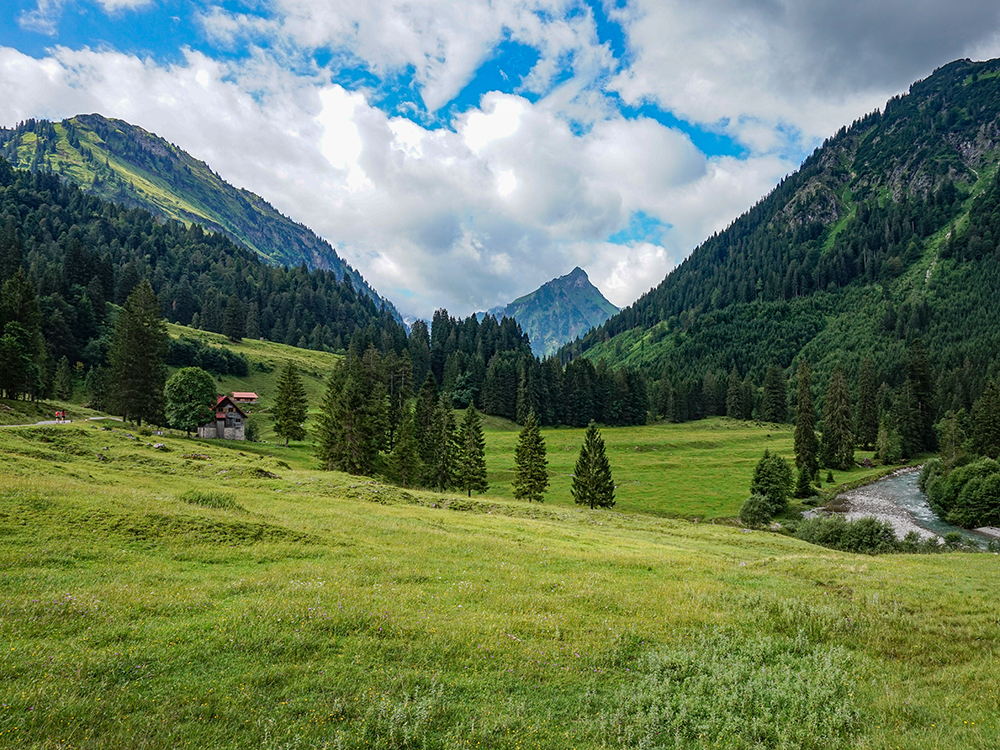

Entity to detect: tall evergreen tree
[726,368,742,419]
[455,406,488,497]
[572,421,616,509]
[761,365,787,423]
[107,279,168,426]
[54,355,74,399]
[315,352,387,475]
[513,411,548,502]
[427,396,458,491]
[793,360,819,481]
[970,380,1000,459]
[906,338,937,453]
[387,412,421,487]
[223,295,245,342]
[855,357,878,449]
[821,365,854,470]
[274,362,308,446]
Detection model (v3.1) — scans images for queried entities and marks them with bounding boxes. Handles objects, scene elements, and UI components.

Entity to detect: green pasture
[0,419,997,749]
[481,416,877,519]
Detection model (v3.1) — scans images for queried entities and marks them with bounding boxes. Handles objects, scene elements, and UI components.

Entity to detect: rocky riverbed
[818,468,941,542]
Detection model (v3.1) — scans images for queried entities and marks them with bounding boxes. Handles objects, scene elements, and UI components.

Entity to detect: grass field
[1,414,997,750]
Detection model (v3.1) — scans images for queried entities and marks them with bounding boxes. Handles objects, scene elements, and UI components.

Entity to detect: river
[824,468,1000,549]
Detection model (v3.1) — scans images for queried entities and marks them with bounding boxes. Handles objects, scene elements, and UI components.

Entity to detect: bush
[927,457,1000,524]
[918,458,943,493]
[796,515,900,554]
[750,449,793,516]
[739,494,773,527]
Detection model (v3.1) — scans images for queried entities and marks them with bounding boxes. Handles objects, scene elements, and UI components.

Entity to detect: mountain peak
[490,268,618,356]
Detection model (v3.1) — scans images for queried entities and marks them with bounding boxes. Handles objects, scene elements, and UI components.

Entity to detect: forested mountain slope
[0,159,406,376]
[487,267,618,356]
[0,114,400,320]
[564,58,1000,399]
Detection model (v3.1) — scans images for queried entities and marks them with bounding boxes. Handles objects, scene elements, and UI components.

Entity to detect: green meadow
[1,407,997,749]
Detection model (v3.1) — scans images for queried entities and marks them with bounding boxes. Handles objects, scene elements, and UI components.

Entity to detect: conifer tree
[387,412,421,488]
[572,421,615,509]
[427,396,458,491]
[315,351,388,475]
[54,355,74,399]
[750,448,794,516]
[821,365,854,470]
[970,380,1000,459]
[793,360,819,481]
[513,411,548,502]
[455,405,488,497]
[726,368,742,419]
[107,280,168,426]
[274,362,308,446]
[854,357,878,449]
[761,364,787,423]
[223,295,245,342]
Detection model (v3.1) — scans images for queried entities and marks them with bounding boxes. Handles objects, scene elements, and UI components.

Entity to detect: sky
[3,1,1000,320]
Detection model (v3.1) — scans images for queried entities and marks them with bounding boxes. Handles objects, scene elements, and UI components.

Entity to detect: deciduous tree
[164,366,216,436]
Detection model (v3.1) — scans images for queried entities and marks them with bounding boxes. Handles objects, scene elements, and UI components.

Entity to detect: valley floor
[1,416,997,749]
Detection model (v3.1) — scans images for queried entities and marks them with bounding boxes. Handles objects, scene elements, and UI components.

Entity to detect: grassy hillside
[1,419,997,749]
[0,115,399,318]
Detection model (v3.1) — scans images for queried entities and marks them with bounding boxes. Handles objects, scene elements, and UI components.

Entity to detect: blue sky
[3,0,1000,317]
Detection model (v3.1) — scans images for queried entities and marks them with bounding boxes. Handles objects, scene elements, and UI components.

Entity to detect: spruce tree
[855,357,878,449]
[274,362,308,446]
[761,364,787,423]
[54,355,74,399]
[513,411,548,502]
[223,295,245,342]
[387,412,421,488]
[822,365,854,470]
[455,405,488,497]
[970,380,1000,459]
[315,352,388,475]
[427,396,458,491]
[726,368,742,419]
[750,448,793,516]
[793,360,819,481]
[107,279,168,426]
[572,421,615,509]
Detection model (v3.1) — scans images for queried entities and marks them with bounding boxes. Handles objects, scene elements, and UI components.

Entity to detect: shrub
[796,515,900,554]
[739,494,773,527]
[927,457,1000,523]
[750,449,793,516]
[918,458,942,493]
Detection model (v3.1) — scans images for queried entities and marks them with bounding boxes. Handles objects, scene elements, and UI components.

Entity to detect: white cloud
[610,0,1000,154]
[18,0,65,36]
[97,0,153,10]
[0,41,813,319]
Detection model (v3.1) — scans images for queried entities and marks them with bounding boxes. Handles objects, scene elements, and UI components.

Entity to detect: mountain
[0,114,401,321]
[562,57,1000,402]
[487,267,618,356]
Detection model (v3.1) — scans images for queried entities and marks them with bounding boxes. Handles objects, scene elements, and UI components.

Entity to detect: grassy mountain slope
[1,417,997,748]
[489,267,618,356]
[0,114,400,320]
[566,58,1000,388]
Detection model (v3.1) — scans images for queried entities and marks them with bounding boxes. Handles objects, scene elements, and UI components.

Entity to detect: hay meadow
[1,356,998,748]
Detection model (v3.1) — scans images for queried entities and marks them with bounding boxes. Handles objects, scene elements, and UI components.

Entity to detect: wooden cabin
[198,395,247,441]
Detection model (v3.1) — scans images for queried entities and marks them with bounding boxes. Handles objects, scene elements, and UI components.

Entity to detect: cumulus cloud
[7,1,1000,320]
[610,0,1000,152]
